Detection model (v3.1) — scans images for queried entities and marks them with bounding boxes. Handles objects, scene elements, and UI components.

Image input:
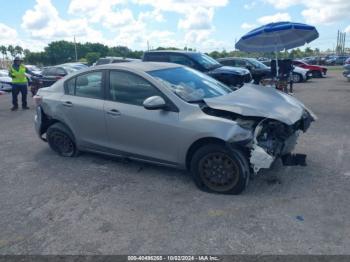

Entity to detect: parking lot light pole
[74,36,78,62]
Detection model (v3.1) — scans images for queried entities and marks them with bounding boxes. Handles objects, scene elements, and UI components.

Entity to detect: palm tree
[14,45,23,58]
[0,45,7,68]
[7,45,15,60]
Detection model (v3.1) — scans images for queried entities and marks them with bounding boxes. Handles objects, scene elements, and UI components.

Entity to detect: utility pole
[74,36,78,61]
[336,30,340,55]
[147,40,150,51]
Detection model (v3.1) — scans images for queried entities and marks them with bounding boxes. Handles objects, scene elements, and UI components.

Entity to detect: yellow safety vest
[10,64,28,84]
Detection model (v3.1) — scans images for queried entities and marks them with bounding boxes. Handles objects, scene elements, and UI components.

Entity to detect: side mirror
[143,96,167,110]
[246,65,252,71]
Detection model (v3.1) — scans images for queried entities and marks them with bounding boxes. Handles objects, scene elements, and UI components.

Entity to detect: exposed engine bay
[201,105,314,173]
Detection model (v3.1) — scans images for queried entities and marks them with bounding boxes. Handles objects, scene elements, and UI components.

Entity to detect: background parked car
[292,66,312,83]
[26,65,42,75]
[143,51,252,88]
[343,63,350,81]
[302,56,318,65]
[217,57,270,84]
[218,57,311,84]
[325,55,349,66]
[0,69,12,92]
[25,65,42,86]
[293,60,327,78]
[344,57,350,65]
[95,57,141,66]
[40,65,78,87]
[62,63,89,71]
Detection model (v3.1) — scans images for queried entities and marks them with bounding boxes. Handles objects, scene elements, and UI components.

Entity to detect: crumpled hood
[209,66,250,76]
[204,83,309,125]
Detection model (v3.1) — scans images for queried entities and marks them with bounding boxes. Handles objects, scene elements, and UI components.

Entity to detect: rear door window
[64,71,103,99]
[65,78,75,95]
[55,67,66,76]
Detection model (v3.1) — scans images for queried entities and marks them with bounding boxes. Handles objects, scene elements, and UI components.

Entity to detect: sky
[0,0,349,52]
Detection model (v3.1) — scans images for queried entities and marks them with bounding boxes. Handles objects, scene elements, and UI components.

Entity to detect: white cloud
[300,1,350,25]
[241,12,290,33]
[22,0,58,30]
[264,0,350,25]
[244,2,257,10]
[17,0,231,52]
[178,7,214,30]
[135,0,229,45]
[102,9,135,29]
[68,0,126,22]
[134,0,228,13]
[241,22,257,30]
[21,0,103,41]
[0,23,18,41]
[345,25,350,34]
[138,9,165,23]
[264,0,298,9]
[257,12,291,24]
[68,0,138,29]
[184,30,212,44]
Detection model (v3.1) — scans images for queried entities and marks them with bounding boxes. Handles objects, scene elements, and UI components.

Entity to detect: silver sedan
[34,62,315,194]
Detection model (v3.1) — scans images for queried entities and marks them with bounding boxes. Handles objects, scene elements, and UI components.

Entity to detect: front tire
[190,144,250,194]
[292,73,302,83]
[47,123,78,157]
[312,70,322,78]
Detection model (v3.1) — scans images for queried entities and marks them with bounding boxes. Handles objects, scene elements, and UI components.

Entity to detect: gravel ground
[0,71,349,254]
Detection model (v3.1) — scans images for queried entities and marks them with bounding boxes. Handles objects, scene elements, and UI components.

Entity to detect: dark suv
[217,57,271,84]
[142,51,252,87]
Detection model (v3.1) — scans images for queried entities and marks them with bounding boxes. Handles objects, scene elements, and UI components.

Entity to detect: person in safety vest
[9,57,35,111]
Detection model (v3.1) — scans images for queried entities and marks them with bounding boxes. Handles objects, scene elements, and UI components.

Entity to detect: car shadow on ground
[33,146,304,196]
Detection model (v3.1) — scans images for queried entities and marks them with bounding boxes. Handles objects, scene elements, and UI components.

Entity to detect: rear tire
[190,144,250,194]
[47,123,78,157]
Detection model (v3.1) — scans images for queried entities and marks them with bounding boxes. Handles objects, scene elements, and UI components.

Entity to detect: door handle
[63,101,73,107]
[107,109,121,116]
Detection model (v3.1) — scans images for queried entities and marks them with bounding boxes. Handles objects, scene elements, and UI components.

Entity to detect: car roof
[89,62,181,72]
[144,50,199,55]
[99,56,139,60]
[217,57,248,60]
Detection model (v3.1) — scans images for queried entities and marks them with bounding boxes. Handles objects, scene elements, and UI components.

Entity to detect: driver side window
[109,71,162,106]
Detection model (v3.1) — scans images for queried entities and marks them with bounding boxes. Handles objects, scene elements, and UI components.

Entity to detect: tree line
[0,40,324,67]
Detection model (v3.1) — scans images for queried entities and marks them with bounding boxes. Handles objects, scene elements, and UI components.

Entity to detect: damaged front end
[249,115,310,173]
[202,105,315,174]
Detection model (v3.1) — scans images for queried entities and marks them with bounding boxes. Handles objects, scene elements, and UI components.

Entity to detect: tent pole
[275,47,279,78]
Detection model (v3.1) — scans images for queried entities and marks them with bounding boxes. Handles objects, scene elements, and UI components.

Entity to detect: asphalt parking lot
[0,71,349,255]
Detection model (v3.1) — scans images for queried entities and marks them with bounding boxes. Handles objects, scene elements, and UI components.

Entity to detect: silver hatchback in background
[34,62,315,194]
